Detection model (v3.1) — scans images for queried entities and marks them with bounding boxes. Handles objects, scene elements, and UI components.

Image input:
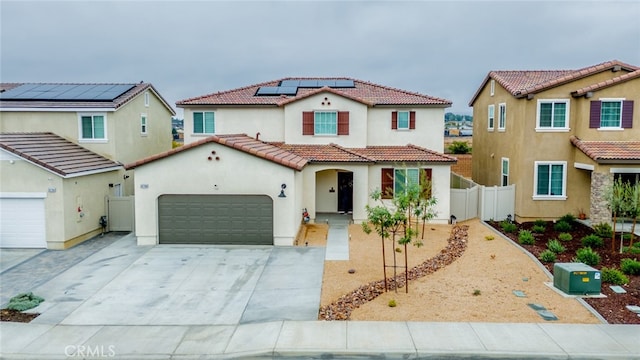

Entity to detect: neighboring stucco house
[469,60,640,224]
[0,83,176,248]
[127,77,456,246]
[0,133,122,249]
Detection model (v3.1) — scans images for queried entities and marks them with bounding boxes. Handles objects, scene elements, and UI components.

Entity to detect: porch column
[590,171,612,225]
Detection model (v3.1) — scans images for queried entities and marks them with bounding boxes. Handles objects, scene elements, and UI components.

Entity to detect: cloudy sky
[1,0,639,117]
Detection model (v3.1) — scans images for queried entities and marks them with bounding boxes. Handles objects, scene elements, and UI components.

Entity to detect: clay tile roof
[468,60,639,106]
[177,77,451,107]
[353,144,457,163]
[273,143,374,163]
[0,82,176,115]
[125,134,308,171]
[570,136,640,164]
[572,70,640,97]
[0,132,122,177]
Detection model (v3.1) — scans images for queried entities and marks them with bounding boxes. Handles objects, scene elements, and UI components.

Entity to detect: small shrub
[620,258,640,275]
[485,235,495,241]
[539,250,557,263]
[547,239,566,254]
[574,247,601,266]
[600,267,629,285]
[6,292,45,311]
[531,224,546,233]
[448,141,472,154]
[554,220,572,232]
[388,299,397,307]
[501,220,517,233]
[395,247,402,253]
[581,234,604,248]
[473,289,481,296]
[518,230,535,245]
[622,246,640,255]
[559,213,576,224]
[593,222,613,239]
[533,219,547,227]
[558,232,573,242]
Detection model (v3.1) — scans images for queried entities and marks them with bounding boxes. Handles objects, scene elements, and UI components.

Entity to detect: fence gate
[106,196,134,231]
[450,173,515,222]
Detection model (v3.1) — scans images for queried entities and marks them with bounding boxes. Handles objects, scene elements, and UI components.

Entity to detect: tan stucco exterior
[472,69,640,222]
[0,151,122,249]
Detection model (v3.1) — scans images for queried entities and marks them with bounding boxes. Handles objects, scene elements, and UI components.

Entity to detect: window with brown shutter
[302,111,314,135]
[391,111,415,130]
[337,111,349,135]
[391,111,398,129]
[409,111,416,129]
[381,168,394,199]
[622,100,634,128]
[420,168,433,198]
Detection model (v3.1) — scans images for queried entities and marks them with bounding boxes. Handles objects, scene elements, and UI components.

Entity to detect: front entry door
[337,172,353,213]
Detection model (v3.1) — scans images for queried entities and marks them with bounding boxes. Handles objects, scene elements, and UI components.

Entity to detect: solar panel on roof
[334,79,355,87]
[298,80,319,87]
[279,80,300,87]
[0,83,135,101]
[256,87,280,95]
[276,86,298,95]
[316,80,336,87]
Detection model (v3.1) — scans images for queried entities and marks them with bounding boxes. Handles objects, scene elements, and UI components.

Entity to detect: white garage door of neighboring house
[158,194,273,245]
[0,194,47,248]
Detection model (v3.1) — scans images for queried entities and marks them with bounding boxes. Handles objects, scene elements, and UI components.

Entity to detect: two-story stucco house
[0,83,175,248]
[126,78,456,246]
[469,60,640,224]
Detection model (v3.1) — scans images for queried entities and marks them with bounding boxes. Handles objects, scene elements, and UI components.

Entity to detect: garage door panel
[0,197,47,248]
[158,195,273,245]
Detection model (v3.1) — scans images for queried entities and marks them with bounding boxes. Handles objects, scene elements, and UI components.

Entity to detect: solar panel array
[0,84,136,101]
[256,79,355,96]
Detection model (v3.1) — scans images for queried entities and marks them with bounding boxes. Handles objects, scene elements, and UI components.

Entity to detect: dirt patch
[306,219,602,323]
[0,309,39,323]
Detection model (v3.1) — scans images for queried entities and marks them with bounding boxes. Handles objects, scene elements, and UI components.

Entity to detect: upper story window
[498,103,506,131]
[140,114,148,135]
[536,99,569,131]
[590,99,634,130]
[490,79,495,96]
[391,111,415,130]
[488,105,495,131]
[314,111,337,135]
[193,111,215,134]
[144,91,150,107]
[302,111,349,135]
[78,113,107,141]
[534,161,566,200]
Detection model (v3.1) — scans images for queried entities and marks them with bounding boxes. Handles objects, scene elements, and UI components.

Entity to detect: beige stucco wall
[472,70,639,222]
[181,106,284,144]
[132,142,299,246]
[0,151,122,249]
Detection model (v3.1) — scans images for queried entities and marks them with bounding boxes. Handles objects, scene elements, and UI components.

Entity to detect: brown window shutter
[409,111,416,129]
[420,168,433,198]
[391,111,398,129]
[337,111,349,135]
[589,101,601,128]
[622,100,634,128]
[302,111,314,135]
[381,168,394,199]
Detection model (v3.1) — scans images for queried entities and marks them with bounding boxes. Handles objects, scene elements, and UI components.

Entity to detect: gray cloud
[1,1,639,116]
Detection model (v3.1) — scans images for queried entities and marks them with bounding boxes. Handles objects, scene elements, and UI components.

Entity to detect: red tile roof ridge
[572,69,640,96]
[176,79,280,105]
[407,143,458,161]
[570,135,640,163]
[328,143,377,162]
[277,86,375,107]
[355,78,453,105]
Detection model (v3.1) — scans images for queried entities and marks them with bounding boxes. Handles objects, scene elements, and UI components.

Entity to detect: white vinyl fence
[450,173,515,222]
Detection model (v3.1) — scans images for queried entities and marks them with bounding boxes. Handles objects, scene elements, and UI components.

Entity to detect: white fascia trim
[1,107,115,112]
[0,192,47,199]
[63,166,123,179]
[610,167,640,173]
[574,162,595,171]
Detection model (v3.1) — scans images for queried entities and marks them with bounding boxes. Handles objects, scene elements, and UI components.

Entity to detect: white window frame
[501,158,509,186]
[140,113,148,135]
[487,104,495,131]
[314,111,337,136]
[533,161,567,200]
[144,91,150,107]
[193,111,215,135]
[498,103,506,131]
[598,98,625,130]
[397,111,410,130]
[394,168,420,197]
[77,113,108,143]
[536,99,570,132]
[490,79,495,96]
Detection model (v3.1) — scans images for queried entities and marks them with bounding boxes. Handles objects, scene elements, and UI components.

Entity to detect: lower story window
[381,168,432,199]
[534,161,566,199]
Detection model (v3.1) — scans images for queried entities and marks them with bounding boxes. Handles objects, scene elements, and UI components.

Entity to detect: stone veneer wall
[590,171,612,225]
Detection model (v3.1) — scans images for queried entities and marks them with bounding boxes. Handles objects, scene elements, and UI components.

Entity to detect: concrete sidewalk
[1,320,638,359]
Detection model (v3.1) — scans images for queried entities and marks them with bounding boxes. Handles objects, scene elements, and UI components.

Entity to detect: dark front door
[337,172,353,213]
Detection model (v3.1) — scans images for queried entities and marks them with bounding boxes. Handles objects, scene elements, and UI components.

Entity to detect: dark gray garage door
[158,194,273,245]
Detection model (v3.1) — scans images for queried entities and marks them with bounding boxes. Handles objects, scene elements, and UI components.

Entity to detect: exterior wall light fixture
[279,183,287,198]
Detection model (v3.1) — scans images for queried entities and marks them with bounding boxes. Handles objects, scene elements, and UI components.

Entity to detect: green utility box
[553,263,601,295]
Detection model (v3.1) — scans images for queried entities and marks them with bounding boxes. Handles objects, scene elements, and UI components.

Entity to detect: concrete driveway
[0,233,325,326]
